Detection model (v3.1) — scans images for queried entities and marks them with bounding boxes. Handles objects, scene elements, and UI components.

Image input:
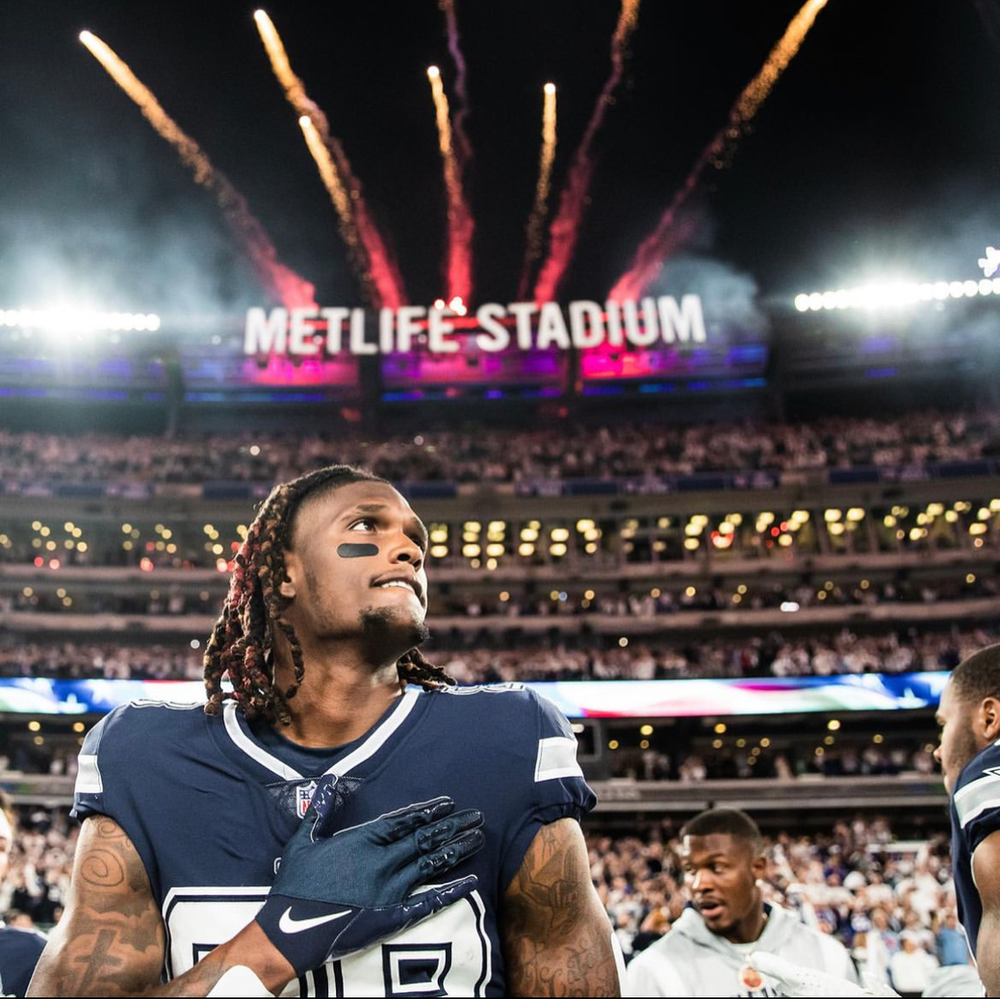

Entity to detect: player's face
[679,833,766,944]
[282,481,430,656]
[934,681,984,793]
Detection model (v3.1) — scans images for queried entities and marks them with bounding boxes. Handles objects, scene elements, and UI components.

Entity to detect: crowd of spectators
[1,382,987,989]
[4,586,214,617]
[438,625,984,683]
[0,807,77,931]
[6,569,998,620]
[609,739,939,784]
[0,408,996,487]
[436,574,1000,618]
[0,640,200,680]
[0,625,989,683]
[0,807,966,993]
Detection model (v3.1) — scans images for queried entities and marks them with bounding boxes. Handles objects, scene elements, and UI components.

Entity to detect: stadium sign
[244,295,707,356]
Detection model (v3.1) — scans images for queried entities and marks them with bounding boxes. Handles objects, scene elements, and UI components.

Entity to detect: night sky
[2,1,998,320]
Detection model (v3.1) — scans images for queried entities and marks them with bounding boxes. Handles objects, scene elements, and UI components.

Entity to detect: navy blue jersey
[72,684,595,996]
[950,737,1000,959]
[0,924,47,997]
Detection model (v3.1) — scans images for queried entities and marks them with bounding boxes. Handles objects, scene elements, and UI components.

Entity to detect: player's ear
[980,696,1000,742]
[279,552,300,599]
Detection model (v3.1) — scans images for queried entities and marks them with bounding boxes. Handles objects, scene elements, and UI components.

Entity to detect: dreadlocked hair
[203,463,454,724]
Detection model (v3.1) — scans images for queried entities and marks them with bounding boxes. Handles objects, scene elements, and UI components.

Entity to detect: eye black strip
[337,543,379,558]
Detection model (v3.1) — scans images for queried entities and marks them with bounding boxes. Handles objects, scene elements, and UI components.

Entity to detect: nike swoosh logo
[278,907,351,935]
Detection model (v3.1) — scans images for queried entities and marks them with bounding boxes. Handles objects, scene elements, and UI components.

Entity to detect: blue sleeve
[498,688,596,889]
[71,703,162,898]
[954,758,1000,855]
[963,803,1000,855]
[0,927,47,998]
[71,706,114,821]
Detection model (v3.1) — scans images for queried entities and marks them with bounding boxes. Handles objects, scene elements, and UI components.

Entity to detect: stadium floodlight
[792,278,1000,312]
[979,246,1000,277]
[0,308,161,333]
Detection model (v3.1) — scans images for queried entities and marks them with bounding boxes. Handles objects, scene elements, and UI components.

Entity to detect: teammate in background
[0,793,47,998]
[627,808,857,996]
[29,465,619,997]
[931,644,1000,997]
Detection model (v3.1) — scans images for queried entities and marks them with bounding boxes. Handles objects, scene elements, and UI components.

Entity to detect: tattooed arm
[502,817,621,998]
[27,816,294,997]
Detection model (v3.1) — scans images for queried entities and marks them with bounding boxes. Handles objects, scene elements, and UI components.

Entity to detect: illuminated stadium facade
[1,276,997,426]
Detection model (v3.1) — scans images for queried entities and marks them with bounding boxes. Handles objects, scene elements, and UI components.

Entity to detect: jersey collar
[221,686,421,780]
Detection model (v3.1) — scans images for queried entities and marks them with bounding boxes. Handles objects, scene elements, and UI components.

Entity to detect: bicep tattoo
[503,820,620,998]
[30,818,166,997]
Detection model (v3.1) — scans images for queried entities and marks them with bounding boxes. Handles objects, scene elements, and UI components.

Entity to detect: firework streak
[532,0,641,304]
[517,84,558,301]
[610,0,829,301]
[79,30,315,310]
[427,66,474,305]
[253,10,405,309]
[438,0,473,171]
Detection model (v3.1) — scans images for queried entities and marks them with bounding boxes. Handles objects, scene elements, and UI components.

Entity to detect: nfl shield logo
[295,779,318,818]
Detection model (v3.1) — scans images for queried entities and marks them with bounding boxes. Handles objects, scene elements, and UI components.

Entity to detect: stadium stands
[0,412,983,994]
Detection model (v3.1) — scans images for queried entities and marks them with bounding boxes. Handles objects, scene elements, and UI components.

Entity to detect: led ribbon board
[0,672,947,718]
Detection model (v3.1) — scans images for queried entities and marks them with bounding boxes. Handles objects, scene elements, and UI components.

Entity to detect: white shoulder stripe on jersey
[954,771,1000,828]
[223,701,303,780]
[75,753,103,795]
[954,770,1000,806]
[960,794,1000,831]
[534,736,583,783]
[222,687,420,782]
[331,687,420,777]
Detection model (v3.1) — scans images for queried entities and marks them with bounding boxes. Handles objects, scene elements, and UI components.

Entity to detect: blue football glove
[255,775,485,977]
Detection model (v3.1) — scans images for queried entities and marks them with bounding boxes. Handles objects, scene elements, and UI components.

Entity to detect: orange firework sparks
[733,0,828,127]
[517,83,558,300]
[253,10,310,115]
[427,65,474,305]
[254,12,356,245]
[253,10,405,308]
[78,30,315,309]
[533,0,640,303]
[297,115,355,243]
[610,0,828,300]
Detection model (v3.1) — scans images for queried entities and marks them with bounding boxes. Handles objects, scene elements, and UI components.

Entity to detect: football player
[932,645,1000,997]
[29,465,620,997]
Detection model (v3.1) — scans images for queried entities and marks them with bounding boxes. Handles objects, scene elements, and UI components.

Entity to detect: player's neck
[722,903,767,945]
[273,649,404,749]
